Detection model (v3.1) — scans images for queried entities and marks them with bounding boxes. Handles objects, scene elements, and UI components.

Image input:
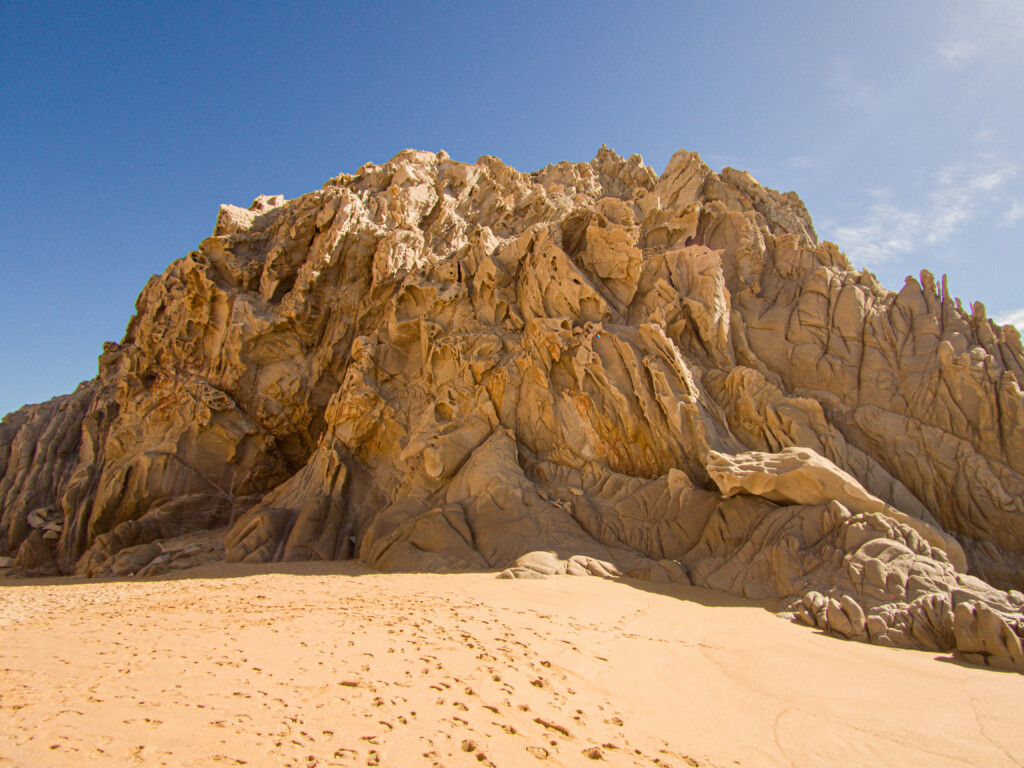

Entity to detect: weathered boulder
[706,447,966,571]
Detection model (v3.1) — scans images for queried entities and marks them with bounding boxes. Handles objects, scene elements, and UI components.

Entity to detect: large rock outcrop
[2,145,1023,672]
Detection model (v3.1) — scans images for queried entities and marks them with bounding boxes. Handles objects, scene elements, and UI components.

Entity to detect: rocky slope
[2,146,1023,672]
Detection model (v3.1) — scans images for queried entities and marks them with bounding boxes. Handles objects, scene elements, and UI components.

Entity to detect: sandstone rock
[706,447,966,571]
[2,144,1023,671]
[75,493,247,576]
[953,601,1024,672]
[109,542,162,576]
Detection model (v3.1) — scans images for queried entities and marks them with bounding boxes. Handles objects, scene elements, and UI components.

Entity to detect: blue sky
[2,1,1022,416]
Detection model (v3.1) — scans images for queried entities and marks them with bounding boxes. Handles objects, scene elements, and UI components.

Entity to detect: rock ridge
[2,145,1023,672]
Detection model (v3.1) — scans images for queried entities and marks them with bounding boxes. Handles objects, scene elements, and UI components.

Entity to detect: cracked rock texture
[2,146,1023,672]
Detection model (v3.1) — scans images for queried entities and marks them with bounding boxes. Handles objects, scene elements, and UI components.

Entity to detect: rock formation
[2,145,1023,672]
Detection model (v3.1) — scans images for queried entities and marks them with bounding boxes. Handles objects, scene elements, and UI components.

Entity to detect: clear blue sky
[2,1,1022,416]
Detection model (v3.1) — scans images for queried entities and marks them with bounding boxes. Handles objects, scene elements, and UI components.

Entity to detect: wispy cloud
[828,58,875,110]
[973,126,999,143]
[828,158,1018,267]
[938,1,1024,68]
[995,308,1024,330]
[785,155,815,169]
[938,39,982,67]
[830,207,924,267]
[923,161,1018,244]
[1004,201,1024,226]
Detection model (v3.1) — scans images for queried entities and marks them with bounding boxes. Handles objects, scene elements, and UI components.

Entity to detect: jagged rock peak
[2,145,1023,673]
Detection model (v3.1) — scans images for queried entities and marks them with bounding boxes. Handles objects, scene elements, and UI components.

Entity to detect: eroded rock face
[2,145,1023,671]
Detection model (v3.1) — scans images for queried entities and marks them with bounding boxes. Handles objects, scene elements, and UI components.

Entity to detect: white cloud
[994,308,1024,330]
[923,161,1017,244]
[938,1,1024,68]
[938,39,981,67]
[785,155,815,169]
[828,158,1018,267]
[1004,201,1024,226]
[830,206,924,267]
[973,126,999,143]
[828,58,875,110]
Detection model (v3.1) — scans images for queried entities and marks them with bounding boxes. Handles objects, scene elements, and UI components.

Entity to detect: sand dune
[2,563,1022,767]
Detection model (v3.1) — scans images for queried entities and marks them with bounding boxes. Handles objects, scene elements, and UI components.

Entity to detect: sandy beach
[1,562,1022,768]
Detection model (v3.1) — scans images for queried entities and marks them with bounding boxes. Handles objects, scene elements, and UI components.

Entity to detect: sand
[1,562,1022,768]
